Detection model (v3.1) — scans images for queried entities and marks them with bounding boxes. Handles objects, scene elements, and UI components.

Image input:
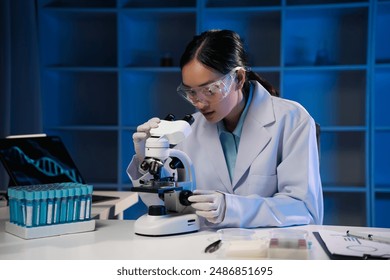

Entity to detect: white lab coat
[127,81,323,228]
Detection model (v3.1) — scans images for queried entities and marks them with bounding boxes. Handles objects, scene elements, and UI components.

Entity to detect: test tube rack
[5,182,96,239]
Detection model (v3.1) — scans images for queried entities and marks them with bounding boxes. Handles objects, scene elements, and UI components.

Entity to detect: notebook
[0,134,117,203]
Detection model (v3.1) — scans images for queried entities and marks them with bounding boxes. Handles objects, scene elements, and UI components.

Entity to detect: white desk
[91,191,138,220]
[1,212,389,260]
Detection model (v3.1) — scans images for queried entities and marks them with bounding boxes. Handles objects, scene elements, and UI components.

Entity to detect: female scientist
[128,29,323,228]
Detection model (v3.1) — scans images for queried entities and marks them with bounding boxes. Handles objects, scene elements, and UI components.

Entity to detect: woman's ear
[235,68,246,90]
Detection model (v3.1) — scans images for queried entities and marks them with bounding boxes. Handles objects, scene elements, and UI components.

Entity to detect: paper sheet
[318,230,390,259]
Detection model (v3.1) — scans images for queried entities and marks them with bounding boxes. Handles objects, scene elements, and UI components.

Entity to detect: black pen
[346,230,390,245]
[205,239,222,253]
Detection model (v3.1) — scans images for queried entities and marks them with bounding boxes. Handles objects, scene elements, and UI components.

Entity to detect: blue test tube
[32,188,41,227]
[25,189,34,228]
[19,188,26,227]
[85,185,93,220]
[59,187,68,223]
[13,187,22,225]
[73,185,81,221]
[53,187,62,224]
[79,185,87,221]
[66,185,75,223]
[39,187,48,226]
[47,188,55,225]
[7,188,17,224]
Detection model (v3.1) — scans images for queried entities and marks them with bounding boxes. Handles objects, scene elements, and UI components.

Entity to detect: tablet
[0,135,117,203]
[0,135,85,186]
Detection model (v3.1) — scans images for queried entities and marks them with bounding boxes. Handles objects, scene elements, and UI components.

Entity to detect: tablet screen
[0,136,85,186]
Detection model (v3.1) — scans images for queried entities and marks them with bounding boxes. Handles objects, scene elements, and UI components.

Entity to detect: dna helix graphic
[2,146,83,183]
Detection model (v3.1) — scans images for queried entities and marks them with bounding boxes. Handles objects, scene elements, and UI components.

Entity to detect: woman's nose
[194,100,207,110]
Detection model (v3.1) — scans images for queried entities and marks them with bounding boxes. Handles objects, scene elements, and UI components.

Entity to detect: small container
[39,187,48,226]
[79,185,87,220]
[32,189,41,227]
[7,188,17,224]
[59,188,68,223]
[85,185,93,220]
[46,189,55,225]
[73,186,81,221]
[53,188,62,224]
[66,186,75,222]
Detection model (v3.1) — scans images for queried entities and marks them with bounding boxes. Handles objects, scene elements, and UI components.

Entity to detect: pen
[205,239,222,253]
[346,230,390,245]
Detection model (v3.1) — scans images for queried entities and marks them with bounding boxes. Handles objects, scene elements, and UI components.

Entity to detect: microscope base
[134,213,200,237]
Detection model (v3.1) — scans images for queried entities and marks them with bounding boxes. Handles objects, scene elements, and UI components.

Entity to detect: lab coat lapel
[202,122,233,193]
[232,84,275,188]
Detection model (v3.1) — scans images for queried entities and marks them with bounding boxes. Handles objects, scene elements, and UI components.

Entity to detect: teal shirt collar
[217,83,253,137]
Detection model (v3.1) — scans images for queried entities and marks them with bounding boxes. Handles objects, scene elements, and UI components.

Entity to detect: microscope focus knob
[179,190,193,206]
[148,205,167,216]
[182,114,194,125]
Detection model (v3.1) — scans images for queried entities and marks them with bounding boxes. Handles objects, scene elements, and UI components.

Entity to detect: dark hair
[180,29,279,97]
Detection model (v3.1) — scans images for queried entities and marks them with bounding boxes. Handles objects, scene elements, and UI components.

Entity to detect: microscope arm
[169,149,196,192]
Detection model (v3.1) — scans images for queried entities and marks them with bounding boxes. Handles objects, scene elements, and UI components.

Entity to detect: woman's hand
[188,190,226,224]
[133,117,160,161]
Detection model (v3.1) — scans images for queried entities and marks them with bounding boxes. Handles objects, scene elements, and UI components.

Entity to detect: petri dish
[217,228,257,241]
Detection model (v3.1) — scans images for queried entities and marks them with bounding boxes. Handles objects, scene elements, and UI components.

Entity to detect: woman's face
[181,59,243,123]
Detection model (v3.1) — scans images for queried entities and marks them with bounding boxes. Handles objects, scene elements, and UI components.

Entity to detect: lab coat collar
[201,120,233,193]
[200,81,275,193]
[232,82,275,188]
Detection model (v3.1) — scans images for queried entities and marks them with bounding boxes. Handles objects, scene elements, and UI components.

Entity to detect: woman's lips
[201,111,214,118]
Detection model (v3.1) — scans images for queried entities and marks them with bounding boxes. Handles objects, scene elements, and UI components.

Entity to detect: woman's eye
[188,90,196,97]
[209,85,221,95]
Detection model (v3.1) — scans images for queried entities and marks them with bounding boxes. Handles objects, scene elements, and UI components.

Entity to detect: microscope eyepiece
[164,114,176,121]
[182,114,194,125]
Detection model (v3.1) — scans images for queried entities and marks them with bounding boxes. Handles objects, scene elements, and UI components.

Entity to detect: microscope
[130,115,200,236]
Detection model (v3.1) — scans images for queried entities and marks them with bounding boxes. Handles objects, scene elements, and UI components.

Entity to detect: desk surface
[91,191,138,220]
[1,213,389,260]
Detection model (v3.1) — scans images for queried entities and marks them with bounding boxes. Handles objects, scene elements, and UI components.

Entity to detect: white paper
[318,230,390,258]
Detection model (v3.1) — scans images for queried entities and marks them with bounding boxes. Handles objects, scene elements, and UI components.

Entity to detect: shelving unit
[372,0,390,227]
[37,0,389,226]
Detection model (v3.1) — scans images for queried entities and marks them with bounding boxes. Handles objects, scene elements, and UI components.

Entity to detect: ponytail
[244,71,279,97]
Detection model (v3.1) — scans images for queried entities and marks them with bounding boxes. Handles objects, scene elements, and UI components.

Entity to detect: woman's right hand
[133,117,161,161]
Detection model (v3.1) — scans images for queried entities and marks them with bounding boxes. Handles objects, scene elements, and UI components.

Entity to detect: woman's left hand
[188,190,226,224]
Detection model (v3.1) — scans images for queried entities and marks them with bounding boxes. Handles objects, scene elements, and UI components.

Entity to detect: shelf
[205,0,281,8]
[46,66,118,72]
[320,131,366,187]
[283,70,366,126]
[120,0,196,8]
[202,10,281,67]
[284,6,368,66]
[322,186,367,192]
[375,2,390,64]
[320,126,367,132]
[41,70,118,126]
[123,67,181,73]
[45,130,118,184]
[41,0,117,8]
[38,11,117,67]
[373,131,390,188]
[120,71,195,127]
[323,192,366,226]
[374,68,390,127]
[286,1,368,8]
[374,186,390,193]
[119,12,196,67]
[43,126,119,131]
[374,193,390,227]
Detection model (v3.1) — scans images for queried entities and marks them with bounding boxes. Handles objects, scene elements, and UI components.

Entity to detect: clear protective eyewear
[177,67,243,105]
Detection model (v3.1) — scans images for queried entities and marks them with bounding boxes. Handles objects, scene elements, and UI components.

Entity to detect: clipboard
[313,231,390,260]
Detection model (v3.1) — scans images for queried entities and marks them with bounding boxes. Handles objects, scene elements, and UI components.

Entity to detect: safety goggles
[177,67,242,105]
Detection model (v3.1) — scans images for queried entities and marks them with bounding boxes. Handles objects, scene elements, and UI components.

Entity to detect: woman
[128,29,323,228]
